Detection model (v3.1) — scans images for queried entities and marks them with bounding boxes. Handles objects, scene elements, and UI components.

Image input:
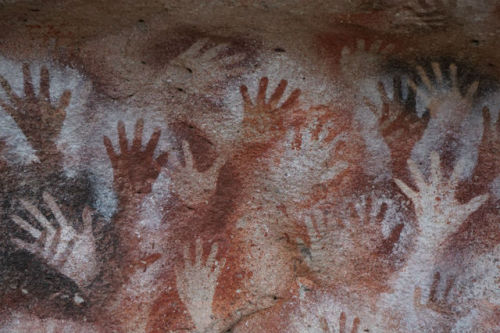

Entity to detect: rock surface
[0,0,499,332]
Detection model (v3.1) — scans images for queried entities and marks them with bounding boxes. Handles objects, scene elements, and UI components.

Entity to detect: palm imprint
[104,119,169,200]
[9,192,98,288]
[240,77,300,142]
[408,62,478,126]
[170,140,224,207]
[395,151,488,245]
[166,38,246,96]
[176,239,225,332]
[0,64,71,164]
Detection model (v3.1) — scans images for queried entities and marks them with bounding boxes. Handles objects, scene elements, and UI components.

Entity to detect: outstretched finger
[482,107,492,130]
[181,140,194,169]
[36,229,48,249]
[22,63,35,98]
[212,257,226,278]
[256,77,269,106]
[279,88,301,110]
[180,38,208,60]
[416,65,433,92]
[220,53,246,66]
[393,76,403,103]
[131,119,144,151]
[208,154,225,178]
[375,202,388,224]
[82,206,93,235]
[202,43,228,61]
[320,161,348,183]
[414,286,423,309]
[394,178,417,202]
[182,244,191,267]
[351,317,360,333]
[304,215,318,242]
[462,194,489,216]
[48,227,62,258]
[43,192,69,228]
[377,81,390,105]
[449,64,458,91]
[407,78,419,95]
[12,237,37,253]
[117,121,129,154]
[19,199,53,231]
[0,100,17,119]
[195,238,203,267]
[465,81,479,101]
[206,242,219,268]
[145,128,161,155]
[0,75,20,106]
[449,155,466,187]
[40,66,51,102]
[339,311,347,333]
[11,215,41,238]
[318,121,334,143]
[429,272,441,303]
[240,85,253,107]
[443,276,455,301]
[431,62,443,84]
[268,80,287,110]
[103,136,117,166]
[429,151,442,185]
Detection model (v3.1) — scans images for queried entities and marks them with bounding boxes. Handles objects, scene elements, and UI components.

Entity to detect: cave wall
[0,0,499,332]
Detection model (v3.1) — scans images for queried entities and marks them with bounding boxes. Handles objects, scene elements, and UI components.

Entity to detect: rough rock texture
[0,0,499,332]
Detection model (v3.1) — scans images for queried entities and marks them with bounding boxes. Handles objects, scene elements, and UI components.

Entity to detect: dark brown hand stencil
[366,77,429,176]
[0,64,70,164]
[240,77,300,142]
[103,119,169,202]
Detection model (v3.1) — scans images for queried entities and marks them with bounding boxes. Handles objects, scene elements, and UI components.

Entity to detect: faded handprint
[176,239,226,332]
[170,140,224,207]
[0,64,71,164]
[394,0,457,31]
[280,119,348,200]
[165,38,246,96]
[103,119,169,201]
[365,77,429,173]
[366,77,427,134]
[320,312,360,333]
[298,209,333,272]
[395,151,488,244]
[340,39,394,85]
[294,311,360,333]
[344,193,404,255]
[408,62,478,126]
[414,271,455,315]
[9,192,98,288]
[240,77,300,142]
